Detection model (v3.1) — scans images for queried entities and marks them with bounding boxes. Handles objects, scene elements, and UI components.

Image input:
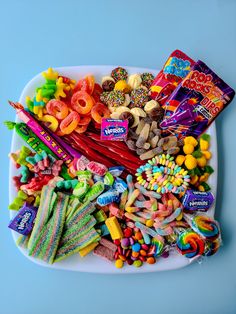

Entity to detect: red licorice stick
[86,132,129,151]
[66,133,136,175]
[71,133,138,172]
[63,135,114,168]
[78,133,142,165]
[86,133,142,164]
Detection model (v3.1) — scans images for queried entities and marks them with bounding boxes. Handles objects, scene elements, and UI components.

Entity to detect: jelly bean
[115,259,124,268]
[146,257,156,264]
[91,103,110,124]
[46,99,69,120]
[133,260,143,267]
[132,243,141,252]
[71,91,94,114]
[60,111,80,135]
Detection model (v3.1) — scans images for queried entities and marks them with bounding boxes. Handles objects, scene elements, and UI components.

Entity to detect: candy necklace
[135,154,190,194]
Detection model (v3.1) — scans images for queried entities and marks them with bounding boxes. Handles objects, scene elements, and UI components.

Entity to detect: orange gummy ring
[91,102,110,124]
[46,99,69,120]
[78,115,92,125]
[71,91,94,115]
[74,124,89,134]
[60,111,80,135]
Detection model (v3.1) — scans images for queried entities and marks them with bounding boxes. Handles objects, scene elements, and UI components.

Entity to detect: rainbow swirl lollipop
[150,237,164,257]
[203,238,221,257]
[176,230,205,258]
[192,215,220,240]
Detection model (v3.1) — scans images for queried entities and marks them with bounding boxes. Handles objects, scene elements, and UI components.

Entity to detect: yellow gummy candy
[197,156,207,167]
[183,144,194,155]
[105,216,123,240]
[200,138,209,151]
[176,155,185,166]
[184,136,198,147]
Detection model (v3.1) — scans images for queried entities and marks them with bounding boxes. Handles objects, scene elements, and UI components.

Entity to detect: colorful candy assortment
[6,52,235,270]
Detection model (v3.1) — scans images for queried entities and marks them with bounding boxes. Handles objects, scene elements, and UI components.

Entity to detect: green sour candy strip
[28,186,57,251]
[83,182,104,202]
[40,192,69,264]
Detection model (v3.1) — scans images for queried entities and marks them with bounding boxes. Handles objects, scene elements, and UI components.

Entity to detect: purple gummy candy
[8,203,38,235]
[182,190,214,212]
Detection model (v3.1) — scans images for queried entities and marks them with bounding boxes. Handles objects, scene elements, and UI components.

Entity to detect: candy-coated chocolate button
[132,243,141,252]
[133,260,143,267]
[115,259,124,268]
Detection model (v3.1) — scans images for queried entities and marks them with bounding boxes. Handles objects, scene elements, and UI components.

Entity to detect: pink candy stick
[10,102,74,165]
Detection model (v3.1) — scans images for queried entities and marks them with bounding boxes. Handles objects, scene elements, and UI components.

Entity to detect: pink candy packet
[150,50,195,105]
[101,119,128,141]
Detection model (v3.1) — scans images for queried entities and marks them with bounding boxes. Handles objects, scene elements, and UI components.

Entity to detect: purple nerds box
[182,190,214,211]
[101,119,128,141]
[8,203,38,235]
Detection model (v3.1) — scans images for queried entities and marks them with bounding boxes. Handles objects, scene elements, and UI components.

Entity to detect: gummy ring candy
[74,76,95,95]
[60,111,80,135]
[91,83,103,103]
[91,103,110,124]
[78,115,92,125]
[40,114,59,132]
[71,91,94,115]
[46,99,69,120]
[74,124,89,134]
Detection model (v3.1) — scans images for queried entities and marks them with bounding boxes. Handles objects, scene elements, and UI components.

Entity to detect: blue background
[0,1,236,313]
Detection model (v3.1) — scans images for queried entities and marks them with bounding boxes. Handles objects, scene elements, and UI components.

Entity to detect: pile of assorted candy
[6,49,235,269]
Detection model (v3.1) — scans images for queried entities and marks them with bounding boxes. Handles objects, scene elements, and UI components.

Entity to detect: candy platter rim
[9,65,218,273]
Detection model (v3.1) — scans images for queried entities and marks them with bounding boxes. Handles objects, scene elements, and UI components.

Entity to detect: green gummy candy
[94,210,107,223]
[76,170,92,181]
[84,182,104,202]
[192,149,202,158]
[57,179,78,190]
[8,191,27,210]
[73,181,90,198]
[201,182,211,191]
[104,172,114,186]
[204,165,214,174]
[200,134,211,142]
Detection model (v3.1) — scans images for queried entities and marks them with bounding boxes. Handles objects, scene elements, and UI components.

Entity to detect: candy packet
[160,60,235,138]
[150,50,195,105]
